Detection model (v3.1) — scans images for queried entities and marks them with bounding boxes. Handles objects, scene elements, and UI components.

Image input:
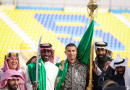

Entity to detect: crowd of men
[0,41,130,90]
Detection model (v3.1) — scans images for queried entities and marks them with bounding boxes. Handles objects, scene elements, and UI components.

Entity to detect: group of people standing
[0,41,130,90]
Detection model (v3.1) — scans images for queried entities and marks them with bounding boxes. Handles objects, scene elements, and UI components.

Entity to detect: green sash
[28,58,46,90]
[56,19,94,90]
[56,60,68,90]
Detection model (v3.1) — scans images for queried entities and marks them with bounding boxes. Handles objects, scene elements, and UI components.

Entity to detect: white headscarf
[110,57,130,87]
[95,41,112,58]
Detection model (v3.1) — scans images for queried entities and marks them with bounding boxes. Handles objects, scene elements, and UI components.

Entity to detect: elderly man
[0,70,25,90]
[56,43,89,90]
[93,41,113,90]
[0,52,25,90]
[25,43,59,90]
[1,53,20,72]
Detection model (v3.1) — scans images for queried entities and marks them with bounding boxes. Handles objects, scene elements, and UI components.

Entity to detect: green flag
[56,19,94,90]
[77,19,94,65]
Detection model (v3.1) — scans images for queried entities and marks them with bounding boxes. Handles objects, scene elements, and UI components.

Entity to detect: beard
[8,83,18,90]
[97,54,107,70]
[117,71,124,76]
[97,54,106,63]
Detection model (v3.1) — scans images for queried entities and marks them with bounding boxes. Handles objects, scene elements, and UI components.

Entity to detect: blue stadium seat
[35,13,125,51]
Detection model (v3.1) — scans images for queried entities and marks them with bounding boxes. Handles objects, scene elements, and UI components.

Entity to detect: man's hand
[104,61,111,71]
[33,81,39,90]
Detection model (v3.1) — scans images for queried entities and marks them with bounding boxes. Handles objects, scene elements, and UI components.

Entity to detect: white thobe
[25,61,59,90]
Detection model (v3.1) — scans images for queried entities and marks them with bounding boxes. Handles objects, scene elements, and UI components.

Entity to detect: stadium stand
[0,8,130,68]
[122,13,130,21]
[0,18,31,66]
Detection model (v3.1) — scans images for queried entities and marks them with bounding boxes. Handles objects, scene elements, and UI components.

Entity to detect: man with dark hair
[26,56,37,65]
[65,43,77,49]
[102,80,126,90]
[94,41,112,72]
[93,41,113,90]
[0,70,25,90]
[56,43,89,90]
[25,43,58,90]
